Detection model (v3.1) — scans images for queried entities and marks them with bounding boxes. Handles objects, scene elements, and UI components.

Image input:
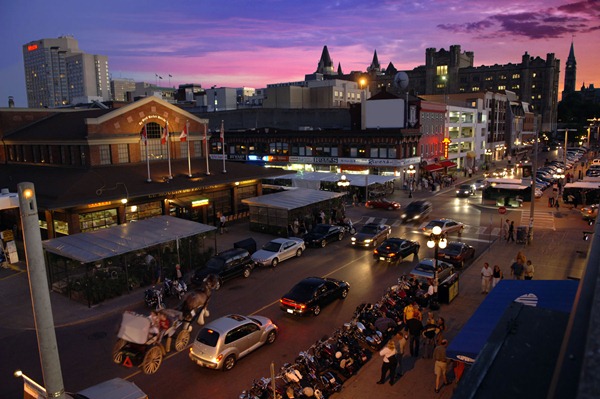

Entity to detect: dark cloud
[438,2,599,40]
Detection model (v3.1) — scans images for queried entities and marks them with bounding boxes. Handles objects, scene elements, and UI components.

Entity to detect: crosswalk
[518,209,556,231]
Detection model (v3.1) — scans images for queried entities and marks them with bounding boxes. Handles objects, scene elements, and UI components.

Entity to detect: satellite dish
[394,72,409,90]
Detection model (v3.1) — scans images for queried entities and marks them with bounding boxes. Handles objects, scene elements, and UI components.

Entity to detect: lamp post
[337,174,350,201]
[407,165,416,198]
[427,226,447,283]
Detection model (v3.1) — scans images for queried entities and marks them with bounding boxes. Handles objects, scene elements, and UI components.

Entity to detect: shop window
[79,209,118,232]
[125,201,163,222]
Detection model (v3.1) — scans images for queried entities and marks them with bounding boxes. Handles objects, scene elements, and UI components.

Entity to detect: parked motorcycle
[144,287,164,310]
[163,277,188,299]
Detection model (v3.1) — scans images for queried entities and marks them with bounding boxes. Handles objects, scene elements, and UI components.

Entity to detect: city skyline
[1,0,599,108]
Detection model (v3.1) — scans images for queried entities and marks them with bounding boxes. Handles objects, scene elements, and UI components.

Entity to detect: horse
[178,274,218,327]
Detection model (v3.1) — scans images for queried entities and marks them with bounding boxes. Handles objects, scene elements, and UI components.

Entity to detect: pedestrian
[219,213,227,234]
[436,316,446,345]
[510,258,525,280]
[352,192,358,207]
[403,301,415,323]
[393,326,408,379]
[407,315,423,357]
[376,340,398,385]
[524,260,535,280]
[572,195,579,210]
[501,219,508,240]
[492,265,503,288]
[507,221,515,242]
[421,314,440,359]
[555,198,560,211]
[175,264,182,280]
[481,262,493,294]
[433,339,450,393]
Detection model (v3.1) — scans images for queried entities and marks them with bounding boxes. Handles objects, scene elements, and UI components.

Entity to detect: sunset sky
[1,0,599,108]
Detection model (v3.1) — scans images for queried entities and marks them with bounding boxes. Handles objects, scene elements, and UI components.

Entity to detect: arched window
[140,122,169,160]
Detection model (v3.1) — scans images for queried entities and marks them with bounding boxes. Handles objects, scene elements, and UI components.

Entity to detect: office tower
[22,36,110,108]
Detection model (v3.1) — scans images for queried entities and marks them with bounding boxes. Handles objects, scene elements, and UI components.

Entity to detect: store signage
[289,156,314,163]
[228,154,247,161]
[442,137,451,159]
[314,157,338,164]
[191,198,209,207]
[87,201,112,208]
[138,115,167,126]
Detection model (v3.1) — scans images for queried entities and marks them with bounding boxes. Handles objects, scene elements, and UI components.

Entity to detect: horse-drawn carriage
[112,274,217,374]
[112,309,192,374]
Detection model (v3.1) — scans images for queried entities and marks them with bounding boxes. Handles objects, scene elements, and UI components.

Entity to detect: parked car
[436,241,475,268]
[280,276,350,316]
[400,200,432,223]
[456,184,475,197]
[373,238,420,264]
[351,223,391,248]
[192,248,254,289]
[189,314,278,371]
[251,237,305,267]
[409,258,455,286]
[365,198,401,210]
[421,218,465,236]
[303,224,345,247]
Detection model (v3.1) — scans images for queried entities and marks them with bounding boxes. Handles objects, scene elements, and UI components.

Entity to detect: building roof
[0,159,287,210]
[242,188,343,211]
[43,215,215,263]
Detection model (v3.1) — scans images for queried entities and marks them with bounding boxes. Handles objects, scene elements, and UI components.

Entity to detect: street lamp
[427,226,447,283]
[337,174,350,191]
[407,165,416,198]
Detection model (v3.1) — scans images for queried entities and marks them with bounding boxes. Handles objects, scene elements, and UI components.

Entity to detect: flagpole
[166,121,173,179]
[204,124,211,176]
[221,120,227,174]
[186,121,192,177]
[144,123,151,182]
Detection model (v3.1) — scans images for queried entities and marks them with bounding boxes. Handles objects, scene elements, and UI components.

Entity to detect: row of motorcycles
[144,277,188,309]
[240,276,417,399]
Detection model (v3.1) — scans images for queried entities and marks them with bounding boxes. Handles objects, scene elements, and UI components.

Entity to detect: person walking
[524,260,535,280]
[507,221,515,243]
[510,258,525,280]
[407,315,423,357]
[481,262,493,294]
[421,314,440,359]
[492,265,503,288]
[501,219,508,240]
[376,340,398,385]
[393,326,408,379]
[433,339,450,393]
[555,198,560,212]
[219,213,227,234]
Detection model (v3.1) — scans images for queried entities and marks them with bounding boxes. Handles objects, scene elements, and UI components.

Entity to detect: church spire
[316,45,335,75]
[367,50,381,73]
[563,40,577,95]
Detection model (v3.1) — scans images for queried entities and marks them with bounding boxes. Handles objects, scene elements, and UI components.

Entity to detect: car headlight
[351,237,356,242]
[364,239,372,243]
[401,213,407,218]
[414,215,420,219]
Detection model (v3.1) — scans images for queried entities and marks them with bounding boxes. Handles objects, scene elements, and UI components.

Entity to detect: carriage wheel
[112,339,126,364]
[142,346,163,374]
[175,330,191,352]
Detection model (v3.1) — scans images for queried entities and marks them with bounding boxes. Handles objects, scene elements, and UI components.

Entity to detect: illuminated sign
[442,137,451,159]
[27,44,38,51]
[87,201,112,208]
[191,198,209,208]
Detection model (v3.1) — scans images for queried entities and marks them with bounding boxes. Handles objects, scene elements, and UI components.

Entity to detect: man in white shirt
[481,262,493,294]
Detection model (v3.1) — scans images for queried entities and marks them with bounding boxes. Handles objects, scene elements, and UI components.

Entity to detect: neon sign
[191,198,209,208]
[442,138,451,159]
[28,44,38,51]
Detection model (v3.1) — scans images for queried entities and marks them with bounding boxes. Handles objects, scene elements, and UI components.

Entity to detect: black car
[436,241,475,268]
[400,200,432,223]
[373,238,420,264]
[192,248,254,289]
[280,277,350,316]
[303,224,345,248]
[456,184,474,197]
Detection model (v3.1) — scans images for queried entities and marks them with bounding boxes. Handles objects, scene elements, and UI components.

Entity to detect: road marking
[380,218,388,225]
[364,217,376,224]
[475,227,487,235]
[520,209,555,230]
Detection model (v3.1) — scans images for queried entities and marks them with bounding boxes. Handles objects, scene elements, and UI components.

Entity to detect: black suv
[400,200,432,223]
[192,248,254,289]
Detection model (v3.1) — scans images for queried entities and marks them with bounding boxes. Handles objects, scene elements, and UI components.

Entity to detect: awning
[242,188,344,211]
[423,164,443,172]
[446,280,578,364]
[42,215,216,263]
[440,160,457,168]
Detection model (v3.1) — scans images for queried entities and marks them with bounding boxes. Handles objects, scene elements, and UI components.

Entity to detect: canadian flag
[141,124,148,146]
[161,123,168,145]
[179,125,188,142]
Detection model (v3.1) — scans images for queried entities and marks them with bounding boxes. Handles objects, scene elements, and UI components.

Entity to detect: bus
[483,179,531,203]
[562,181,600,206]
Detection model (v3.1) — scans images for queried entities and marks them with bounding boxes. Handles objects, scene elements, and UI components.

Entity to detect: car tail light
[389,253,396,257]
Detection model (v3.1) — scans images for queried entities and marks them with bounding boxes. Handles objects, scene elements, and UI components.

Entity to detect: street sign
[498,206,507,215]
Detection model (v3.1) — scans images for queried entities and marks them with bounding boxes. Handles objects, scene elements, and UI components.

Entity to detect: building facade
[22,36,111,108]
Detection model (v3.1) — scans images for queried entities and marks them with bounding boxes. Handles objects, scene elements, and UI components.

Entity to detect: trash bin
[437,273,459,304]
[516,226,528,244]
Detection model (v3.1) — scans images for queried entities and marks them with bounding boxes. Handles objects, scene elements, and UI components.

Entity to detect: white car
[421,218,465,236]
[251,237,305,267]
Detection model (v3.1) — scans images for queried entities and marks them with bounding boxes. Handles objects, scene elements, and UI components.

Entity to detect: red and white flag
[220,120,224,143]
[179,125,188,142]
[161,123,168,145]
[141,124,148,146]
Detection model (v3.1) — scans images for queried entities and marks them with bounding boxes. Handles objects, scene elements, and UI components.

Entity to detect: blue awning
[447,280,578,363]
